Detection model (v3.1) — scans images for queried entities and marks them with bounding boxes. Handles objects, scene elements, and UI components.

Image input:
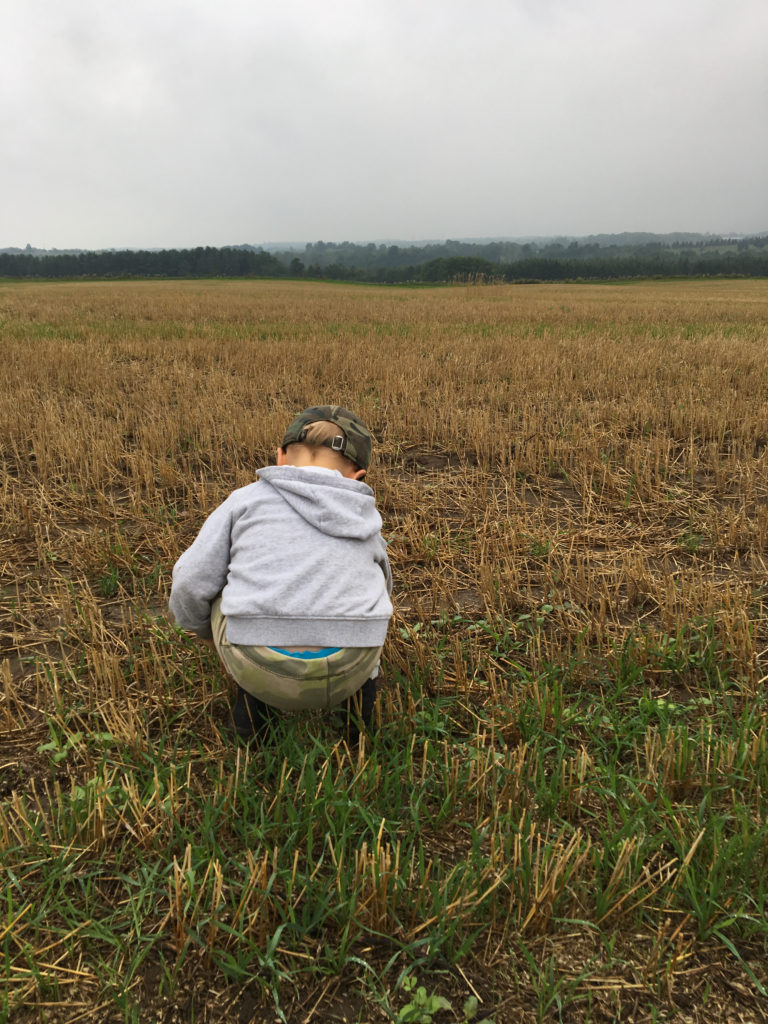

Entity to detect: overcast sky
[2,0,767,249]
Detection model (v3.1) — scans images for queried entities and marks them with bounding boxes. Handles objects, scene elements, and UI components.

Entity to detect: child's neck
[277,445,366,481]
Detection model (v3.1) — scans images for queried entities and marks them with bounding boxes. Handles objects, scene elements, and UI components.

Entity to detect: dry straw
[2,279,768,1021]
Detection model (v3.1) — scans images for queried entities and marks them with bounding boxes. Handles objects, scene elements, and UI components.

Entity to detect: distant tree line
[0,246,284,279]
[1,235,767,283]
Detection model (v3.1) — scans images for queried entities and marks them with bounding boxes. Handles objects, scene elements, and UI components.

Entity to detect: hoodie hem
[224,616,391,648]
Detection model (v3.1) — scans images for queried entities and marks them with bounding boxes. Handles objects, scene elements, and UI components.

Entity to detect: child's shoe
[228,686,278,744]
[337,676,377,745]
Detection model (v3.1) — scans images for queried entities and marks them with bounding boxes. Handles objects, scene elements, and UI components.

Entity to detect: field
[2,278,768,1023]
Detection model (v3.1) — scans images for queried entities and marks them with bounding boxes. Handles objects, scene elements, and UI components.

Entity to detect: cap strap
[297,428,348,456]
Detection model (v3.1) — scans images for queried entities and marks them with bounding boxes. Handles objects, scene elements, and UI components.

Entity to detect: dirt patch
[401,447,478,472]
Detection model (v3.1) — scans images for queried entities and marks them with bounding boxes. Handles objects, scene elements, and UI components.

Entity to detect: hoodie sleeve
[169,498,235,638]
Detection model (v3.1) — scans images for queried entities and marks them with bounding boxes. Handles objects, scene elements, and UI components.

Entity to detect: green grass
[2,610,768,1022]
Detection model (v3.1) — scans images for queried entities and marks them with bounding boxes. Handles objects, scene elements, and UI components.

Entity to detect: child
[169,406,393,743]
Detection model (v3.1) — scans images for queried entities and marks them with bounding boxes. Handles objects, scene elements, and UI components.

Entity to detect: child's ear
[276,447,287,466]
[353,468,366,481]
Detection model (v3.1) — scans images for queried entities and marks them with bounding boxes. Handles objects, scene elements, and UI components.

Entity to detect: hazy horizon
[4,228,768,256]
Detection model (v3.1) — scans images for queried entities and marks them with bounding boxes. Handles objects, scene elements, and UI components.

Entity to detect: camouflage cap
[280,405,373,471]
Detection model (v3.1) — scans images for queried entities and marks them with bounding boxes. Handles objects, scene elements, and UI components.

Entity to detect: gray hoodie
[169,465,393,647]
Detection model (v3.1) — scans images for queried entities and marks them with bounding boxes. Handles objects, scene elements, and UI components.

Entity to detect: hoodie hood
[256,465,383,541]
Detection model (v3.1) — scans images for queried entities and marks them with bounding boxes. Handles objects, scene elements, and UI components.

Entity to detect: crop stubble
[1,279,767,1022]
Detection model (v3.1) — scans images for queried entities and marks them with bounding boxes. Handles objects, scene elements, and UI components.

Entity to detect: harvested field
[2,278,768,1022]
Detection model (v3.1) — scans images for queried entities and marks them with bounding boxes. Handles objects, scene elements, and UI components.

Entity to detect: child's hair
[286,420,361,471]
[297,420,344,447]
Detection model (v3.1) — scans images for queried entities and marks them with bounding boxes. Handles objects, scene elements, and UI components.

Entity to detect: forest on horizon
[2,231,768,282]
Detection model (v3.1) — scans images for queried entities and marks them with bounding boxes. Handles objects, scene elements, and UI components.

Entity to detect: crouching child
[168,406,393,743]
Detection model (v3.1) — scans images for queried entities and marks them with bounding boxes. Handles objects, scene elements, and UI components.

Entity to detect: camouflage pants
[211,598,381,712]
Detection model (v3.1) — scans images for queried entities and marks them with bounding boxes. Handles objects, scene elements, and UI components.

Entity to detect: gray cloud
[2,0,766,248]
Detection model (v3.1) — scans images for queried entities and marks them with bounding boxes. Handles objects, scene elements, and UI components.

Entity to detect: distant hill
[3,231,766,258]
[258,231,768,252]
[0,244,87,256]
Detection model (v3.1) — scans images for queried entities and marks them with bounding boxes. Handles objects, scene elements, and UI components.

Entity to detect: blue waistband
[268,646,342,660]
